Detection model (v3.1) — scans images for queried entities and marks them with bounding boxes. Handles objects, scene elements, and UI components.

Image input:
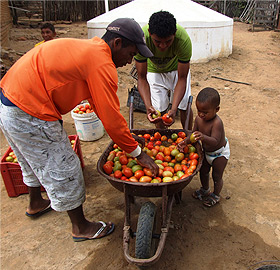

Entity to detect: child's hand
[192,131,203,141]
[177,138,187,152]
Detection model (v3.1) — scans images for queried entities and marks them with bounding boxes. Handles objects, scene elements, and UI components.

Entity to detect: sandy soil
[1,21,280,270]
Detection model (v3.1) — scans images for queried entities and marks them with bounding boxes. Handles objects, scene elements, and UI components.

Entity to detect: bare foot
[26,199,51,215]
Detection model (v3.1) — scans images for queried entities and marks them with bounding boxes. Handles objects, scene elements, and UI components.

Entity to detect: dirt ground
[1,21,280,270]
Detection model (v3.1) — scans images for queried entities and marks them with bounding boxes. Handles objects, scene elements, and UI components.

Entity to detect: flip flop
[25,204,52,218]
[72,221,115,242]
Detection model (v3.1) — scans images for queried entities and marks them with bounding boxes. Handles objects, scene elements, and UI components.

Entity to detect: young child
[178,87,230,207]
[35,23,56,47]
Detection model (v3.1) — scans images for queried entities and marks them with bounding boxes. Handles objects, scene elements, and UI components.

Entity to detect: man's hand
[162,110,176,127]
[147,106,163,124]
[137,151,159,177]
[132,134,145,148]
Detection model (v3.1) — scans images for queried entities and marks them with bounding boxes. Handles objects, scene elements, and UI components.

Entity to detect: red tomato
[154,132,162,140]
[163,166,174,174]
[158,168,163,177]
[179,173,191,180]
[174,164,182,172]
[119,155,128,165]
[189,152,199,160]
[151,148,158,157]
[162,113,173,124]
[129,176,138,182]
[121,176,128,181]
[105,160,114,167]
[114,170,122,179]
[143,133,151,140]
[154,145,160,151]
[139,176,152,183]
[183,146,189,153]
[163,148,171,156]
[143,168,153,177]
[150,136,155,141]
[134,170,145,179]
[176,137,184,144]
[80,107,86,112]
[153,177,162,183]
[154,140,162,146]
[123,167,133,178]
[178,132,186,139]
[85,103,91,110]
[113,143,118,149]
[116,151,124,157]
[190,159,198,166]
[189,165,197,172]
[103,163,113,174]
[161,135,168,141]
[181,165,188,172]
[161,162,168,167]
[147,142,154,150]
[163,155,172,162]
[155,154,164,161]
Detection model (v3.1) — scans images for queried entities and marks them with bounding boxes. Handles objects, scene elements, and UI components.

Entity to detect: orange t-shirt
[0,37,138,153]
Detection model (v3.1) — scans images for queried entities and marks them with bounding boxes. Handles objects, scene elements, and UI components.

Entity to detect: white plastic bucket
[71,109,104,141]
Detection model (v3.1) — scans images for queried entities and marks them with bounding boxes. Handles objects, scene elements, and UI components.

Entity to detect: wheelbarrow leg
[174,191,182,204]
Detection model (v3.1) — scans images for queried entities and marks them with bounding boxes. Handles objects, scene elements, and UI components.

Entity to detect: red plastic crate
[0,135,84,197]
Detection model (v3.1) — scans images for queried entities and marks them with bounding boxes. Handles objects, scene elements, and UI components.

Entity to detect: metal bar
[211,75,252,86]
[8,6,31,13]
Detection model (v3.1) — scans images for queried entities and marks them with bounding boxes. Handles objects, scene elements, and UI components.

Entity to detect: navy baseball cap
[106,18,153,58]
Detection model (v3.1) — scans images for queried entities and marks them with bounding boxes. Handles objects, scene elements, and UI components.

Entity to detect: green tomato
[152,110,161,119]
[171,133,178,141]
[131,164,143,173]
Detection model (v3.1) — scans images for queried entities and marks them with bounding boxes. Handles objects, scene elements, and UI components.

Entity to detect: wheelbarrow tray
[97,128,203,197]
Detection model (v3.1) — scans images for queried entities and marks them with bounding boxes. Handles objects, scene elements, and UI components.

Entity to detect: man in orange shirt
[0,18,158,241]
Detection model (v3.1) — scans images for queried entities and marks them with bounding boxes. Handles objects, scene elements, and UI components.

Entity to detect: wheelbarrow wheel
[135,201,157,260]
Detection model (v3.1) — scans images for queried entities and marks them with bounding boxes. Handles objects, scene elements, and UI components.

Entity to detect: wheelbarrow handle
[129,87,135,130]
[184,95,193,131]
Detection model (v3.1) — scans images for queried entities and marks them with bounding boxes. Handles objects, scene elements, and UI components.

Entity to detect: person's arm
[87,62,158,176]
[168,62,190,120]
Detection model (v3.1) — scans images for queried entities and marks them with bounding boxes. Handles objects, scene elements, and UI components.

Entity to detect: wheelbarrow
[97,90,203,268]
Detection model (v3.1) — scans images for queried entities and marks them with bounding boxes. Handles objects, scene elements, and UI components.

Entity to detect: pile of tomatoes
[72,103,94,114]
[103,131,199,183]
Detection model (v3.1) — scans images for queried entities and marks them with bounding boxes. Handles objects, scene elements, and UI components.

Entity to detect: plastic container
[0,135,84,197]
[71,106,104,141]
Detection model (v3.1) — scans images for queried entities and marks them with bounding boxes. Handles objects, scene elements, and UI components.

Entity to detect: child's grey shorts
[0,102,85,212]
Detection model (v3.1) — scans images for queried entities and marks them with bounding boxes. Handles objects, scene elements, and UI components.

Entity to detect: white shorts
[0,102,85,212]
[205,139,230,165]
[147,70,191,112]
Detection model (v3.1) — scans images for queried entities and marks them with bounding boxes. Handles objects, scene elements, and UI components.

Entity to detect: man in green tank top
[134,11,193,129]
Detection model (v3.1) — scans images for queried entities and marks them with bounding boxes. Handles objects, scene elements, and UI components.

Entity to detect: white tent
[87,0,233,63]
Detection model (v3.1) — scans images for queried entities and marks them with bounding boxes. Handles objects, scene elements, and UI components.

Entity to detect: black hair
[149,11,177,38]
[197,87,220,108]
[41,23,55,33]
[102,31,135,48]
